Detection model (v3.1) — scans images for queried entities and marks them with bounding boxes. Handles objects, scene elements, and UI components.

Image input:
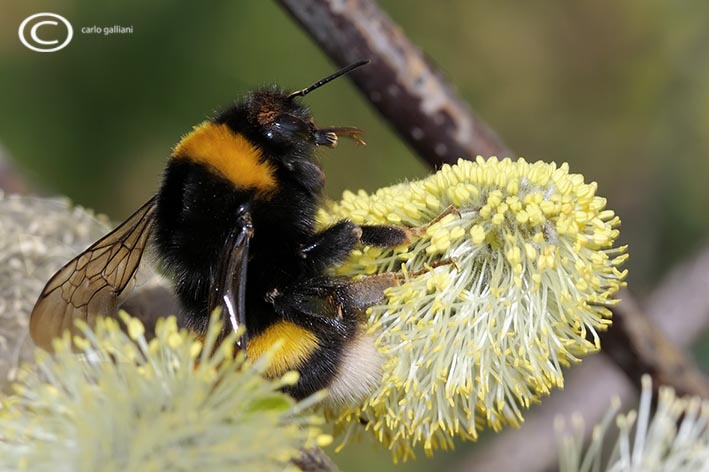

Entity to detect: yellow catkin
[320,157,626,461]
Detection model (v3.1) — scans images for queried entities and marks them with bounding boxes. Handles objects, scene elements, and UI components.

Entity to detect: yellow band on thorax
[173,122,276,195]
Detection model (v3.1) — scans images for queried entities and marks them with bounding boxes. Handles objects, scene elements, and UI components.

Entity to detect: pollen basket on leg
[172,122,277,195]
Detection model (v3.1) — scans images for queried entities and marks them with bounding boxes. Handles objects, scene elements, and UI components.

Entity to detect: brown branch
[278,0,708,398]
[277,0,513,164]
[291,448,341,472]
[278,1,709,469]
[603,289,709,398]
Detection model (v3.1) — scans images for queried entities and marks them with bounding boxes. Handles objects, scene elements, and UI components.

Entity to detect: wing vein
[30,196,158,350]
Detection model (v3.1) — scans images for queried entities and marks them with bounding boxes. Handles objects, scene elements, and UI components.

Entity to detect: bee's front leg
[299,220,362,271]
[299,221,413,272]
[358,224,412,247]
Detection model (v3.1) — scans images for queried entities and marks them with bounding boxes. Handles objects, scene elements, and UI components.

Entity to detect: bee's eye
[267,115,311,143]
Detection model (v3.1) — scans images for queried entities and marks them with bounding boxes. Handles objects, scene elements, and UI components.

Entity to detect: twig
[277,0,513,164]
[277,0,708,398]
[604,290,709,398]
[291,448,341,472]
[277,2,709,470]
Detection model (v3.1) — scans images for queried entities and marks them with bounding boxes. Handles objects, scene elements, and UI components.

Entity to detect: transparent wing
[208,204,253,349]
[30,196,157,350]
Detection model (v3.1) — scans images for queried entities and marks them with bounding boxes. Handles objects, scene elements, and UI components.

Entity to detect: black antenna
[288,60,369,99]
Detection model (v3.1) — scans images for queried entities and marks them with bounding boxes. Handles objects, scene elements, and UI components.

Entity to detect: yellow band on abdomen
[246,320,319,377]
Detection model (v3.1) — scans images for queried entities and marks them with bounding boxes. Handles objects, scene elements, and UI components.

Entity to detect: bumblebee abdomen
[248,318,382,404]
[251,314,355,401]
[246,320,320,377]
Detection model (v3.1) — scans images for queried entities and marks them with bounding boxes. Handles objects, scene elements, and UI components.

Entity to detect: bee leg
[299,220,362,270]
[410,205,461,237]
[300,222,413,272]
[359,224,412,247]
[359,206,461,248]
[357,207,461,248]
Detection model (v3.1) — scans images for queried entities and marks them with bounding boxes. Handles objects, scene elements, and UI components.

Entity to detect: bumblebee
[29,61,410,403]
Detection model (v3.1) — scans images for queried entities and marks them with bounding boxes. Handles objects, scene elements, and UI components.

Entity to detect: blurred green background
[2,1,708,470]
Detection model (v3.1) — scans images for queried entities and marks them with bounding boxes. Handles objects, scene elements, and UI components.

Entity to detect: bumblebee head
[217,61,368,161]
[242,88,320,149]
